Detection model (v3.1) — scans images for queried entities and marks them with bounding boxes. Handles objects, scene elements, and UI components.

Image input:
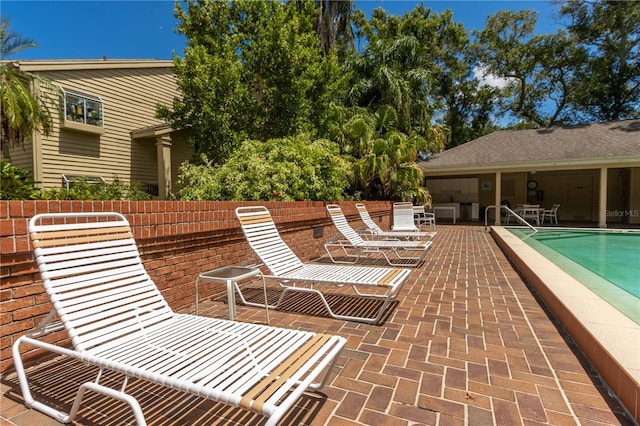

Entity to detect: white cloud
[474,65,511,89]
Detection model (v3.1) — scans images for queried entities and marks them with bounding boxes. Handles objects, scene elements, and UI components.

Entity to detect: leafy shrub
[178,135,353,201]
[0,160,39,199]
[40,176,152,201]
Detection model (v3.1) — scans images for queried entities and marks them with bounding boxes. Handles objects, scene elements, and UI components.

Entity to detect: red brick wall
[0,200,393,372]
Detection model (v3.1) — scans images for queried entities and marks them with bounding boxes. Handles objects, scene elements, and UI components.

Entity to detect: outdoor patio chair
[504,203,524,224]
[236,206,412,324]
[542,204,560,225]
[503,209,514,224]
[391,202,423,232]
[414,205,437,232]
[522,204,541,226]
[325,204,432,267]
[355,203,435,240]
[13,212,346,426]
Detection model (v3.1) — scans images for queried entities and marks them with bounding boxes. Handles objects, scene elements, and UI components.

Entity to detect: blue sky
[2,1,563,60]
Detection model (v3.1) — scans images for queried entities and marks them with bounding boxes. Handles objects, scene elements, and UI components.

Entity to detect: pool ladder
[484,205,538,234]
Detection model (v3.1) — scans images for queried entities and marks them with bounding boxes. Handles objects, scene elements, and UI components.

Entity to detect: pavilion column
[156,135,172,200]
[598,167,608,228]
[494,171,502,225]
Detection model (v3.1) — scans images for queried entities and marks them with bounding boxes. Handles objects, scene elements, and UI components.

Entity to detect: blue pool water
[508,228,640,323]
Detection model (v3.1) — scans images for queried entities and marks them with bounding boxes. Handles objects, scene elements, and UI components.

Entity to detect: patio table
[514,206,543,225]
[196,266,270,324]
[433,206,457,224]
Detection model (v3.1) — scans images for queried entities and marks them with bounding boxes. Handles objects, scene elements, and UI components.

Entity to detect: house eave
[420,156,640,176]
[8,59,174,72]
[131,124,174,139]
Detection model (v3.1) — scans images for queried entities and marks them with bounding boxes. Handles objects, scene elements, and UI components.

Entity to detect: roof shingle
[420,119,640,170]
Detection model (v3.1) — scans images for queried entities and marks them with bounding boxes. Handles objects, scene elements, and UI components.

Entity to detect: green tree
[442,79,499,147]
[0,18,55,159]
[471,10,578,127]
[159,0,345,164]
[350,5,496,146]
[177,135,352,201]
[561,0,640,121]
[346,34,432,135]
[329,105,440,202]
[405,7,499,146]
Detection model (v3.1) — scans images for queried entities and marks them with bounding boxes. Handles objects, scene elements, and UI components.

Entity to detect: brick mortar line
[481,230,581,425]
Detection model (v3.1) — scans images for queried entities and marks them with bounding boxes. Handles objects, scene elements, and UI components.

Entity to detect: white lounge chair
[13,212,346,426]
[355,203,435,240]
[392,202,435,232]
[325,204,432,267]
[236,206,411,324]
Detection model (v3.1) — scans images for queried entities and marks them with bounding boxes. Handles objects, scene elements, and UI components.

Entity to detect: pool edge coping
[506,227,640,324]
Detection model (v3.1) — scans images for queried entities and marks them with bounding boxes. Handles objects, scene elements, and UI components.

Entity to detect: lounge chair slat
[51,270,150,300]
[355,203,435,239]
[241,333,332,412]
[14,212,346,426]
[325,204,432,267]
[236,206,412,324]
[31,227,134,248]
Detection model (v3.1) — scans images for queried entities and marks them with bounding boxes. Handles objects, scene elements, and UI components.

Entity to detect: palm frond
[1,18,37,57]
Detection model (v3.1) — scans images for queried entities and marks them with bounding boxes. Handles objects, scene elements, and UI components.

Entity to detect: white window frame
[61,88,104,133]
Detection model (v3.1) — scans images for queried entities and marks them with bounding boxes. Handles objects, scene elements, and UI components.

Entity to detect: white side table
[433,206,457,224]
[196,266,269,324]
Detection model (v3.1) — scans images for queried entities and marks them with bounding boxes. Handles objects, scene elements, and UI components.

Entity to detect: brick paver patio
[1,225,634,425]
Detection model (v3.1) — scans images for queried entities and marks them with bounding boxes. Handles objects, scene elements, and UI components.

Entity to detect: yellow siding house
[3,59,192,199]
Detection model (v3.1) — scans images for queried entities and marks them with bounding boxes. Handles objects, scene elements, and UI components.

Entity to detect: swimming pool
[508,228,640,324]
[491,226,640,421]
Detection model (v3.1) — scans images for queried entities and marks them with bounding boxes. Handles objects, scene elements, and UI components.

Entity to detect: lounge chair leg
[324,243,360,264]
[380,249,424,267]
[276,286,389,325]
[12,336,79,423]
[13,335,147,425]
[68,381,147,426]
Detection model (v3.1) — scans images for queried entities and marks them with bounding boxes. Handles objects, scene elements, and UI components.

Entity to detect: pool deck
[1,224,637,425]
